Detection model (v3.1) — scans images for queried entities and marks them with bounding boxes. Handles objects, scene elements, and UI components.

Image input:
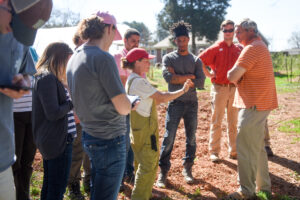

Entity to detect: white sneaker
[210,154,220,162]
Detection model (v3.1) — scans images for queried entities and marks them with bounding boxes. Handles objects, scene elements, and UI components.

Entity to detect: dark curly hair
[78,15,106,40]
[169,21,191,38]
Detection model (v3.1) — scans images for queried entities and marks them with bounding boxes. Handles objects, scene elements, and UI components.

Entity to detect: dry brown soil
[33,91,300,200]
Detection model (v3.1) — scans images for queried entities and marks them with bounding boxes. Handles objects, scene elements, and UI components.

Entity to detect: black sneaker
[265,146,274,157]
[182,167,194,184]
[155,171,168,188]
[68,182,85,200]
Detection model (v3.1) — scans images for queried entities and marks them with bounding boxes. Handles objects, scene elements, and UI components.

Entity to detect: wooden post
[290,57,293,83]
[285,55,289,82]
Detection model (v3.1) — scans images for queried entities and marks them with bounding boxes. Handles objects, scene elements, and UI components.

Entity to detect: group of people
[0,0,278,200]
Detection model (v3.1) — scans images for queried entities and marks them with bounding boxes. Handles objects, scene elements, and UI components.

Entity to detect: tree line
[44,1,300,52]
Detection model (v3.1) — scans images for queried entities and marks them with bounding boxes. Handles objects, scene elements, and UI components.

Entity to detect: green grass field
[148,67,300,94]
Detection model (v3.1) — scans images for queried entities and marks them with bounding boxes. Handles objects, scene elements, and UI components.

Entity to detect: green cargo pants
[130,101,159,200]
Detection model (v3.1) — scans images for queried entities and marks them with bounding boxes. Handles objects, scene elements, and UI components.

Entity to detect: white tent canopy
[33,24,130,56]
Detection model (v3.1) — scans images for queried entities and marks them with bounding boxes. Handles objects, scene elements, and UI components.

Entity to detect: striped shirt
[13,77,33,112]
[233,38,278,111]
[65,87,77,137]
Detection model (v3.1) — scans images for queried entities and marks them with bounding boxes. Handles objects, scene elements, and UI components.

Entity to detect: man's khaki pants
[237,108,271,197]
[209,84,238,155]
[264,119,271,146]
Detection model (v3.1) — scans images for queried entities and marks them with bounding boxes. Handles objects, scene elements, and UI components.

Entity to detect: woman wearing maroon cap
[67,15,134,200]
[122,48,193,200]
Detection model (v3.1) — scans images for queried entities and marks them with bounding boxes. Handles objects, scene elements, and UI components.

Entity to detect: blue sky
[53,0,300,51]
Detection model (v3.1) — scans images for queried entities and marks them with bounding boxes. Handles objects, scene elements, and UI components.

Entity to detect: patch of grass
[148,68,300,94]
[30,171,42,198]
[290,171,300,181]
[148,67,212,92]
[178,186,185,193]
[147,67,168,91]
[256,191,298,200]
[274,75,300,94]
[192,187,202,197]
[30,187,40,197]
[198,78,211,92]
[291,137,300,144]
[257,190,272,200]
[278,118,300,134]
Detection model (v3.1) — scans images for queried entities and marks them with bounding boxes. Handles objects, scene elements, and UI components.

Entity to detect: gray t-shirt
[0,33,36,172]
[162,51,205,102]
[67,45,126,139]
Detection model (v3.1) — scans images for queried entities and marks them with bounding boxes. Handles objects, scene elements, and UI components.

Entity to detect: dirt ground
[33,90,300,199]
[118,90,300,199]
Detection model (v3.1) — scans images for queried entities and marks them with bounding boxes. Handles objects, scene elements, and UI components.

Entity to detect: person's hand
[0,74,30,99]
[186,78,195,88]
[182,79,193,93]
[131,100,140,111]
[0,87,29,99]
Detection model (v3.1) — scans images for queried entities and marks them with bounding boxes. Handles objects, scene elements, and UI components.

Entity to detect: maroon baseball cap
[126,48,155,63]
[10,0,53,46]
[94,11,122,41]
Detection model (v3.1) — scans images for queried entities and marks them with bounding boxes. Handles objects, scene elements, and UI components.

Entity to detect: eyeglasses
[0,5,12,14]
[222,28,234,33]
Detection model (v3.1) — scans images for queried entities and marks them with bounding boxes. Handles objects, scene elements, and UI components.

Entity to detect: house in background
[150,30,269,64]
[281,48,300,55]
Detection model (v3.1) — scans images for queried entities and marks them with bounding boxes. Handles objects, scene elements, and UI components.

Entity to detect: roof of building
[152,34,210,49]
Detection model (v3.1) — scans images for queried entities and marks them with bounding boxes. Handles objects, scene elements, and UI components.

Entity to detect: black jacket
[32,73,73,160]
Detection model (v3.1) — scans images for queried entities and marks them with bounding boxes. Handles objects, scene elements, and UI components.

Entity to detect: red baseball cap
[94,11,122,41]
[126,48,155,63]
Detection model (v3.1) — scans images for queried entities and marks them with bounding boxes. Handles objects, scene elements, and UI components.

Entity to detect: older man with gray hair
[227,19,278,199]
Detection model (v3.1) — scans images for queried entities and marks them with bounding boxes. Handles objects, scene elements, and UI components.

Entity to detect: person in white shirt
[122,48,192,200]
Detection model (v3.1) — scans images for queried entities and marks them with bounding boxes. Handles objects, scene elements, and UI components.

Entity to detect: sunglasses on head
[222,28,234,33]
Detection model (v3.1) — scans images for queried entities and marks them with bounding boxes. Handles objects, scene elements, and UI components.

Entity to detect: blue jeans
[41,142,72,200]
[82,132,126,200]
[159,100,198,172]
[125,115,134,177]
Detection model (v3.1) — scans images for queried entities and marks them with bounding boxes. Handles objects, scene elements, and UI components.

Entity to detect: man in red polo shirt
[199,20,241,162]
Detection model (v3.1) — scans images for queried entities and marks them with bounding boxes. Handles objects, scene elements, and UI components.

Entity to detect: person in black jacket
[32,42,74,200]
